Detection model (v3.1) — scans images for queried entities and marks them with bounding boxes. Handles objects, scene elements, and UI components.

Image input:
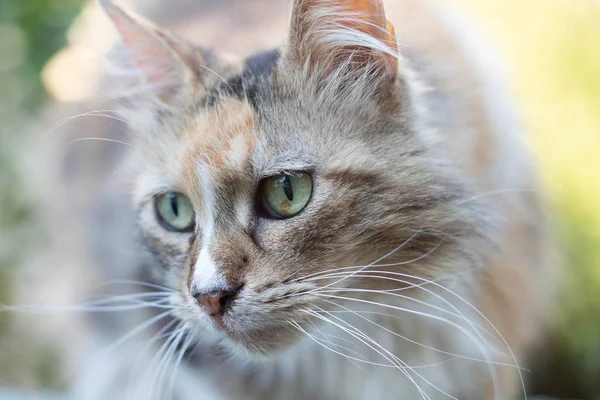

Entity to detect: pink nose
[193,289,238,317]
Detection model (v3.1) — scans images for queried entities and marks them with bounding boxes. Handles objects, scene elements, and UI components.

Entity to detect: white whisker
[157,327,187,398]
[317,299,521,370]
[304,274,500,346]
[167,330,194,400]
[311,306,459,399]
[100,311,174,357]
[199,64,234,91]
[301,317,372,370]
[318,268,524,394]
[39,111,128,143]
[144,325,187,399]
[86,291,173,305]
[126,318,182,399]
[0,299,174,314]
[303,308,433,400]
[64,137,136,148]
[81,84,136,109]
[289,319,388,369]
[98,280,177,293]
[314,292,501,395]
[290,235,438,284]
[299,231,421,295]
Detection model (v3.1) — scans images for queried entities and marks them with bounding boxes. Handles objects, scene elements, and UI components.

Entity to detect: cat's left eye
[155,192,195,232]
[259,172,313,219]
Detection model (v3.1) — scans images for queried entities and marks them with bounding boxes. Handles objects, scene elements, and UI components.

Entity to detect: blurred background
[0,0,598,398]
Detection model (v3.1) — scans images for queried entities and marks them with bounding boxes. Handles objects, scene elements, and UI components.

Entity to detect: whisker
[80,83,136,109]
[320,268,526,394]
[290,234,436,284]
[39,111,128,143]
[394,272,527,398]
[157,328,187,398]
[98,280,177,293]
[304,317,361,351]
[302,308,432,400]
[297,231,421,295]
[199,64,234,91]
[126,318,182,399]
[318,287,479,329]
[295,268,510,354]
[317,299,522,370]
[288,319,391,369]
[295,317,452,371]
[0,300,174,314]
[314,293,500,397]
[101,311,174,356]
[311,304,457,398]
[63,137,136,148]
[315,292,494,350]
[288,188,534,286]
[301,318,371,370]
[302,275,499,346]
[144,325,187,399]
[167,330,194,400]
[311,306,460,400]
[86,291,173,304]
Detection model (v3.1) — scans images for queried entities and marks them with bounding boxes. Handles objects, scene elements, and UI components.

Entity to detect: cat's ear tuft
[288,0,398,82]
[99,0,198,103]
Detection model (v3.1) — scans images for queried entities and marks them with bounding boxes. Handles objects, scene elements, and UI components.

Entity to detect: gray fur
[57,1,548,399]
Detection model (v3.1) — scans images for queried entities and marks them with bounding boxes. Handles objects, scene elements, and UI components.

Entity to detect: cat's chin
[217,323,303,360]
[175,306,300,359]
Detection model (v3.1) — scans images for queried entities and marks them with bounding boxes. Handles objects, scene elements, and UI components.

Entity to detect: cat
[46,0,549,399]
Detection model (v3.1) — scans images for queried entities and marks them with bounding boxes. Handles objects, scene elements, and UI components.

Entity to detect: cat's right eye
[155,192,195,232]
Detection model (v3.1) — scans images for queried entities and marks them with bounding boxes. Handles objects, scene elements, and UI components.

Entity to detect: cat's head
[101,0,486,357]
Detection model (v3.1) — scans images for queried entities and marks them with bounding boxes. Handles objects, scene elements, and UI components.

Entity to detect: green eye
[155,192,195,232]
[260,172,313,219]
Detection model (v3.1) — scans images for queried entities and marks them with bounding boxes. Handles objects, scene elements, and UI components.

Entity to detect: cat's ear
[288,0,398,81]
[99,0,200,103]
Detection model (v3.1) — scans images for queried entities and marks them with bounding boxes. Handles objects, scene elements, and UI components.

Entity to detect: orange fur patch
[179,99,258,199]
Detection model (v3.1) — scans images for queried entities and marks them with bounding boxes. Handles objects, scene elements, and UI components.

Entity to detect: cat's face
[103,0,480,357]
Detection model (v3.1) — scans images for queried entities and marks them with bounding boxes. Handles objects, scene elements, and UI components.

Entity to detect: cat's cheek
[248,217,287,250]
[253,217,268,238]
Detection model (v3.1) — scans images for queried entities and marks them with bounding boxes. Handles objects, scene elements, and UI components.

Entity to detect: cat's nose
[192,288,239,317]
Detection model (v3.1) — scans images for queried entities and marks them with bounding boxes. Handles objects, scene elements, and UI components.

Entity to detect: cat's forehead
[178,97,259,196]
[179,49,281,173]
[177,49,315,187]
[203,49,281,109]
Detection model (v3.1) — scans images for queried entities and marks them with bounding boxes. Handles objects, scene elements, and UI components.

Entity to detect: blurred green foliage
[0,0,84,390]
[555,192,600,398]
[0,0,85,291]
[0,0,83,109]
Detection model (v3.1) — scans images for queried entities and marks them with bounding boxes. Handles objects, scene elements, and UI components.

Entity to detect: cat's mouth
[194,301,306,356]
[179,283,319,356]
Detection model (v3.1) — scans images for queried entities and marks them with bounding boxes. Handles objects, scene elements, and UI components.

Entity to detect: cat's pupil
[283,175,294,201]
[170,194,179,216]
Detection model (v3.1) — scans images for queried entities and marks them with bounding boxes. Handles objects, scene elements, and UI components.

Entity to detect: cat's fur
[40,0,548,399]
